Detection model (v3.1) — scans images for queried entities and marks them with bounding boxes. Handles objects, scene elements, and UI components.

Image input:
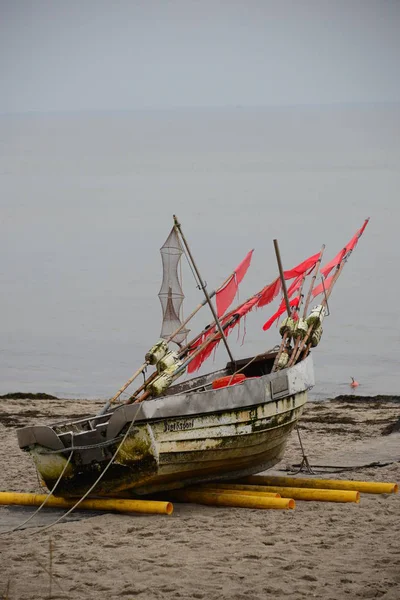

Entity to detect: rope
[226,348,277,386]
[179,243,185,326]
[181,242,201,290]
[226,355,259,386]
[38,434,125,454]
[292,424,315,474]
[29,406,141,534]
[0,450,74,535]
[282,460,398,474]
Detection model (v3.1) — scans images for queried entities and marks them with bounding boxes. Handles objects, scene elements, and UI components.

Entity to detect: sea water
[1,105,399,399]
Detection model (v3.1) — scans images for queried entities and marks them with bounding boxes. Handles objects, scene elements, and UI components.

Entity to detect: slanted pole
[272,271,308,372]
[173,215,235,364]
[133,313,241,403]
[164,271,233,345]
[286,244,326,369]
[302,244,325,318]
[290,252,346,366]
[273,239,291,316]
[99,362,149,414]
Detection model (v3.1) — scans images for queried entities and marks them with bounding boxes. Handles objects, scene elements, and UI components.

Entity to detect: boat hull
[17,355,314,496]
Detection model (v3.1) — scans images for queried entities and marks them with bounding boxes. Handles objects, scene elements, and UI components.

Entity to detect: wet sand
[0,395,399,600]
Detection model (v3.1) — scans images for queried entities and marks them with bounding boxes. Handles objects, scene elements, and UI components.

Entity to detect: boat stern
[17,420,160,497]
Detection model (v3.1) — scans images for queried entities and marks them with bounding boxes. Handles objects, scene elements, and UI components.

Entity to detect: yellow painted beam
[240,475,398,495]
[0,492,173,515]
[222,484,359,503]
[198,484,281,497]
[167,489,295,510]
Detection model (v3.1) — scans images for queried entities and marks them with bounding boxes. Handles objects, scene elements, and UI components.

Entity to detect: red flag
[216,277,237,319]
[320,250,346,279]
[188,338,219,373]
[256,277,281,308]
[283,252,320,280]
[257,251,318,327]
[187,329,217,373]
[235,250,254,284]
[262,297,300,331]
[216,250,254,317]
[321,219,369,278]
[188,294,259,373]
[312,275,334,298]
[287,274,303,297]
[232,296,259,318]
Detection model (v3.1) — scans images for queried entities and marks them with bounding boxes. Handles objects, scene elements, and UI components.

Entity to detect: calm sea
[1,105,399,400]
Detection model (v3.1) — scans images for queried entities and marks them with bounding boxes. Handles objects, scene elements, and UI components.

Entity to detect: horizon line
[1,100,400,117]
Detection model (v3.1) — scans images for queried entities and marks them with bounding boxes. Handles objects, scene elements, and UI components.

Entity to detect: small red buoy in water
[350,377,359,388]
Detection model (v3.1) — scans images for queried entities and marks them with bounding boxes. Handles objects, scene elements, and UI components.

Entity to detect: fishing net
[158,227,189,345]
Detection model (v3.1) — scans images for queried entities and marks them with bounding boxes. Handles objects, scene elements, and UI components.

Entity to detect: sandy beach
[0,395,399,600]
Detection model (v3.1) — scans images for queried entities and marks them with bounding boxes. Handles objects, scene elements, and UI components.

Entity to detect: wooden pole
[173,215,235,364]
[290,253,348,365]
[302,244,325,318]
[273,239,291,316]
[286,244,326,368]
[272,270,308,372]
[99,362,149,414]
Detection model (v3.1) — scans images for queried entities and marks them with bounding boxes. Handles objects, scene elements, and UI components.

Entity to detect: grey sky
[1,0,400,113]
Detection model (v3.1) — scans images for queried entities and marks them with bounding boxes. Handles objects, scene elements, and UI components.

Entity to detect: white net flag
[158,227,189,345]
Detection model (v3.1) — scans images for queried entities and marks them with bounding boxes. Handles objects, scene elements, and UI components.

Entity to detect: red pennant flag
[320,250,346,279]
[256,277,281,308]
[283,252,320,280]
[187,329,217,373]
[321,219,369,278]
[232,296,259,318]
[262,297,300,331]
[312,275,334,298]
[235,250,254,284]
[188,338,220,373]
[287,274,303,297]
[188,294,259,373]
[216,277,237,319]
[346,218,369,252]
[216,250,254,317]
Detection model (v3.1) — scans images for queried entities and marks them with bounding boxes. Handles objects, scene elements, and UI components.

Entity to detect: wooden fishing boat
[17,352,313,496]
[16,216,368,498]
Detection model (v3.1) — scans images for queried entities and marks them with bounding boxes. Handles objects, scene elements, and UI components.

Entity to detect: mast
[173,215,235,364]
[273,239,291,316]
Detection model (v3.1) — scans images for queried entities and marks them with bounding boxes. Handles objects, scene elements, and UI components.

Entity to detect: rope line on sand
[0,450,74,535]
[28,405,142,535]
[282,460,399,473]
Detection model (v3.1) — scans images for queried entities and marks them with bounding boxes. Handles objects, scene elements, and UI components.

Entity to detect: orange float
[212,374,246,389]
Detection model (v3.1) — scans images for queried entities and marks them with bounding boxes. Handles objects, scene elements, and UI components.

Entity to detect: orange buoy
[350,377,359,388]
[212,374,246,389]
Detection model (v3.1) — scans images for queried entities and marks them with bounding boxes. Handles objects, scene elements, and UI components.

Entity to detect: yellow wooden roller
[199,484,281,498]
[0,492,173,515]
[167,489,295,510]
[240,475,398,495]
[223,484,359,503]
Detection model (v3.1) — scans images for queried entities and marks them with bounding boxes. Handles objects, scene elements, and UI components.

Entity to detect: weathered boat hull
[17,354,314,496]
